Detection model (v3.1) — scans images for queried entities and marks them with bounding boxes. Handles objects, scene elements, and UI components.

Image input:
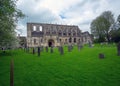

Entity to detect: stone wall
[27,23,92,47]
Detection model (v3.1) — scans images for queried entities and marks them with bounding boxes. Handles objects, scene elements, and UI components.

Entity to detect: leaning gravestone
[38,47,40,56]
[117,42,120,56]
[99,53,105,59]
[45,46,48,52]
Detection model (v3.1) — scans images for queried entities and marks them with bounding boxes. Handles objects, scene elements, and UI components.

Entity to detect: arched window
[33,26,36,31]
[34,39,36,44]
[69,37,72,43]
[72,30,76,36]
[74,38,76,43]
[68,29,71,36]
[60,39,61,42]
[65,39,67,43]
[46,29,50,35]
[52,30,56,34]
[63,30,67,36]
[58,30,62,36]
[39,26,42,31]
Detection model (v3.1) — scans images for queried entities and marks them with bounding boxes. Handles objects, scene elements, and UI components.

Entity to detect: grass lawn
[0,44,120,86]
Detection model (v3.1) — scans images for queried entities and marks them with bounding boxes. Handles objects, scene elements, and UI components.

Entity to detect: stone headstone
[99,53,105,59]
[41,46,44,52]
[58,46,60,52]
[68,45,71,52]
[33,47,35,54]
[60,46,64,55]
[45,46,48,52]
[88,41,92,47]
[50,47,53,53]
[78,44,81,51]
[26,47,29,53]
[117,42,120,56]
[38,47,40,56]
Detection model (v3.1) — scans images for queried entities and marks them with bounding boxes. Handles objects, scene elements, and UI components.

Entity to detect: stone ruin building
[27,23,92,47]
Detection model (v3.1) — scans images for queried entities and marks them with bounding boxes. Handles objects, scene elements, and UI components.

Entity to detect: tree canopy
[0,0,25,49]
[90,11,114,43]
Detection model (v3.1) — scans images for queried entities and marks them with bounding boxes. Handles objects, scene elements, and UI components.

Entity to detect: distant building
[18,34,27,48]
[82,31,93,44]
[26,23,92,47]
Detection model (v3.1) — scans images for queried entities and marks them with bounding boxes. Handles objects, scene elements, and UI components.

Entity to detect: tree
[0,0,25,50]
[110,14,120,43]
[90,11,114,43]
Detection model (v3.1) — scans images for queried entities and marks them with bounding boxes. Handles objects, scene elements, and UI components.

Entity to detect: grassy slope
[0,45,120,86]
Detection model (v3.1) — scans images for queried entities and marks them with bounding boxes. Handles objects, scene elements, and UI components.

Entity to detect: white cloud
[16,0,120,36]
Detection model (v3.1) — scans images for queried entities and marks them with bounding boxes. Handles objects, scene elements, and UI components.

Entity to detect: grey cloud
[17,0,120,36]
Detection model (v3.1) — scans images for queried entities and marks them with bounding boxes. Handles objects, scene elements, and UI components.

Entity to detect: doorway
[48,39,54,47]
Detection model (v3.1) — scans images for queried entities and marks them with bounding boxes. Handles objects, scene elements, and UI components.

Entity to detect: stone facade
[27,23,92,47]
[18,34,27,48]
[82,31,93,44]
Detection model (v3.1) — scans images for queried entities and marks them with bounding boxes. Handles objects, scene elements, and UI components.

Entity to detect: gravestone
[38,47,40,56]
[117,42,120,56]
[45,46,48,52]
[78,44,81,51]
[33,47,35,54]
[68,45,71,52]
[71,45,73,50]
[99,53,105,59]
[26,47,29,53]
[58,46,60,52]
[41,46,44,52]
[50,47,53,53]
[60,46,64,55]
[10,59,14,86]
[58,46,61,52]
[88,41,92,47]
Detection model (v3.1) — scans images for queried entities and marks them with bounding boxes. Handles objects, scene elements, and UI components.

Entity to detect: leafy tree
[90,11,114,43]
[0,0,25,50]
[110,14,120,43]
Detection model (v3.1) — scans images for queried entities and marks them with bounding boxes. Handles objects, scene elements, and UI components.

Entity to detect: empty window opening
[39,26,42,31]
[74,38,76,43]
[33,26,36,31]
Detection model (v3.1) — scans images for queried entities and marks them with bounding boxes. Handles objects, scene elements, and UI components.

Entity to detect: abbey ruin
[27,23,92,47]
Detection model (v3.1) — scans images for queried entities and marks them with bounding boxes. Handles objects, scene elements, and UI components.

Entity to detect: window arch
[33,26,36,31]
[58,30,62,36]
[74,38,76,43]
[68,29,71,36]
[63,29,67,36]
[39,26,42,31]
[69,37,72,43]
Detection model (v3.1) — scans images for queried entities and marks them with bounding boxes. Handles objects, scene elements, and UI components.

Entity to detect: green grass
[0,44,120,86]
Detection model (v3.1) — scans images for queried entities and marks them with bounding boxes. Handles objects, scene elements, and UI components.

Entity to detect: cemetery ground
[0,44,120,86]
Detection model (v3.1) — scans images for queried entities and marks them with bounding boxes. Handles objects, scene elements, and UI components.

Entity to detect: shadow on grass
[0,50,14,57]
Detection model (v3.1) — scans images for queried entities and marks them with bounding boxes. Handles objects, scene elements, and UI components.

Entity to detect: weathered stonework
[27,23,92,47]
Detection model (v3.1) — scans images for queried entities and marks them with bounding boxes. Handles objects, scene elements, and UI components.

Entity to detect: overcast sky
[16,0,120,36]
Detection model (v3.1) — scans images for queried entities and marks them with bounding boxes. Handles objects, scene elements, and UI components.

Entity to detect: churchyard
[0,43,120,86]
